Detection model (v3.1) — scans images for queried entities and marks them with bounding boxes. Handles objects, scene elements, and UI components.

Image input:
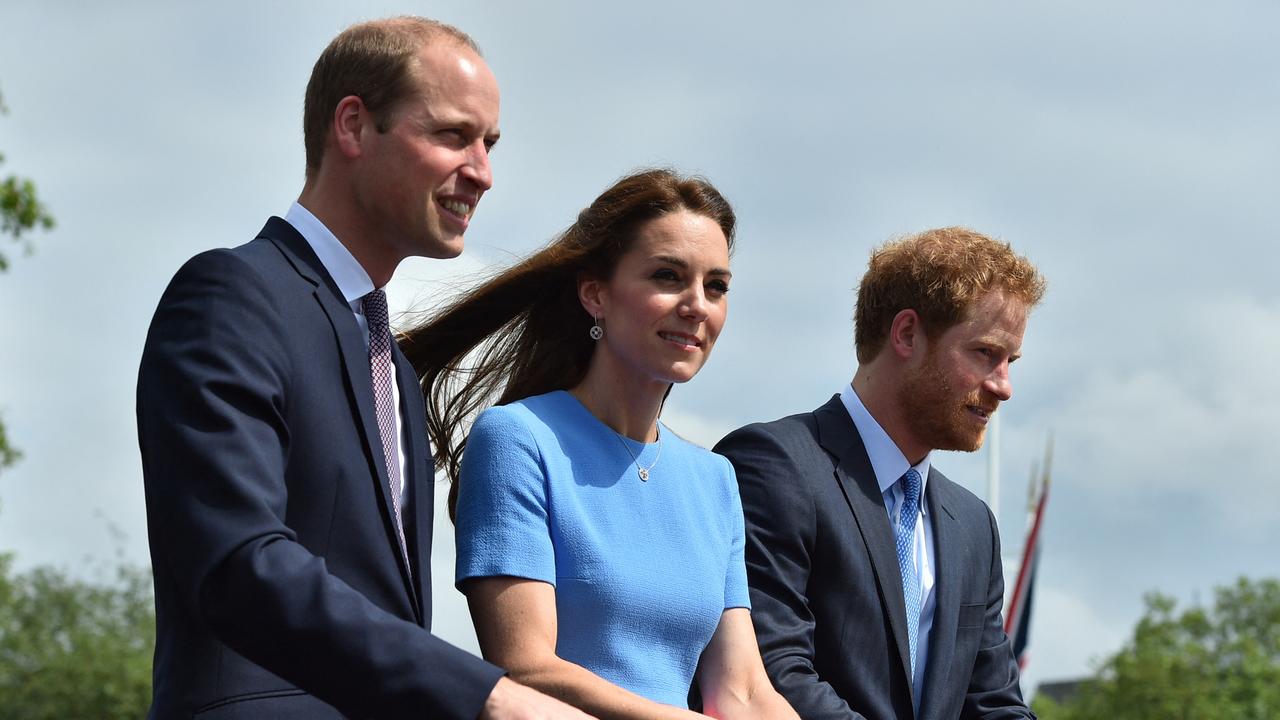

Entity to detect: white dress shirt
[839,382,936,709]
[285,202,408,510]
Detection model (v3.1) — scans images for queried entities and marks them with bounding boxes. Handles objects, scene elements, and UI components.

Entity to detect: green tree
[0,553,155,718]
[0,90,54,271]
[0,87,56,473]
[1034,577,1280,720]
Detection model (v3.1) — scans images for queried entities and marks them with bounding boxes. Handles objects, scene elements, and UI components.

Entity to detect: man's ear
[577,274,606,321]
[331,95,370,160]
[888,309,925,360]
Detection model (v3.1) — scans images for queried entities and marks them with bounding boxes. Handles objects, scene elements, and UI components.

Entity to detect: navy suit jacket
[714,395,1032,720]
[137,218,504,719]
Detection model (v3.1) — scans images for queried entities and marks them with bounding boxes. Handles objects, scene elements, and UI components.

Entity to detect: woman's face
[587,210,731,388]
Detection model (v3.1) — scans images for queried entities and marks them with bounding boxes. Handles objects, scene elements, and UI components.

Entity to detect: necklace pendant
[638,468,649,482]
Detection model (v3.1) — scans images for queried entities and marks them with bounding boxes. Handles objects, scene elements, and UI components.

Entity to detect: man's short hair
[302,16,480,175]
[853,226,1045,363]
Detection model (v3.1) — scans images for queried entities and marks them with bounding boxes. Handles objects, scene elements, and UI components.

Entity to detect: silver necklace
[614,426,662,481]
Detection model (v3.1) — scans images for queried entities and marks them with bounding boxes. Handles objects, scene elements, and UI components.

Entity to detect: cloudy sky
[2,0,1277,696]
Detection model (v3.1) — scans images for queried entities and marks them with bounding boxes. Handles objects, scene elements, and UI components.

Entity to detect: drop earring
[589,316,605,340]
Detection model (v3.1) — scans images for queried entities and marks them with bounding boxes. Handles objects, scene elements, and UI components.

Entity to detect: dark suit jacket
[714,395,1032,720]
[137,218,504,719]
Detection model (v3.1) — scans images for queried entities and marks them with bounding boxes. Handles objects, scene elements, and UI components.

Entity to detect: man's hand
[479,677,598,720]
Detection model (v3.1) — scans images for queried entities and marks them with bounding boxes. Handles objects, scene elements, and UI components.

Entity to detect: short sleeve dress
[455,390,750,707]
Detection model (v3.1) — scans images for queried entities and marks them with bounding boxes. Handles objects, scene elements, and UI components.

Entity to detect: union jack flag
[1004,440,1052,670]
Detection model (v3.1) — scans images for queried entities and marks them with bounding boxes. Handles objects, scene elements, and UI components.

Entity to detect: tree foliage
[0,87,55,474]
[0,552,154,719]
[0,89,55,272]
[0,425,17,474]
[0,169,55,270]
[1034,577,1280,720]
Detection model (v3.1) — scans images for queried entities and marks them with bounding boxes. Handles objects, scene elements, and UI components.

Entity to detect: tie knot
[362,289,389,332]
[901,468,922,507]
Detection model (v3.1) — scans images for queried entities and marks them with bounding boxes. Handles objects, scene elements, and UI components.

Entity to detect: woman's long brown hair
[401,168,736,519]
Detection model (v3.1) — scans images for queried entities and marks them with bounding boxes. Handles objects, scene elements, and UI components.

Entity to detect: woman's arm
[466,577,709,720]
[697,609,801,720]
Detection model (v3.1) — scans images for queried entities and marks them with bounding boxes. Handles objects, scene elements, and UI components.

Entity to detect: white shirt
[839,382,936,709]
[285,202,408,510]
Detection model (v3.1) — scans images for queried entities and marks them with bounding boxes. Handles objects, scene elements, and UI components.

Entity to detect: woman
[404,169,797,719]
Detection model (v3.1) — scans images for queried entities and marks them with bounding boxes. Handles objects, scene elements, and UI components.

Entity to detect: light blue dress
[455,390,750,707]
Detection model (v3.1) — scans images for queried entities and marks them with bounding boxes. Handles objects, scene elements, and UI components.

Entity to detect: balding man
[138,18,590,719]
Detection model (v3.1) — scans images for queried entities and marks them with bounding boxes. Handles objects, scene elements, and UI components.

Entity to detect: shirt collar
[838,382,931,512]
[285,201,376,308]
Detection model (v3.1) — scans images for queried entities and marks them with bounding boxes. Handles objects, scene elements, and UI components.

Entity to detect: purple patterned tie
[362,289,409,573]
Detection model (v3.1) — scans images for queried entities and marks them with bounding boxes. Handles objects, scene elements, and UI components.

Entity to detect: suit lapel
[919,469,963,720]
[814,396,916,692]
[393,340,431,623]
[262,219,419,606]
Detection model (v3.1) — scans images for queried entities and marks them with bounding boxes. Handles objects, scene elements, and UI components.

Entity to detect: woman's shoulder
[508,389,575,414]
[462,394,579,481]
[473,390,578,438]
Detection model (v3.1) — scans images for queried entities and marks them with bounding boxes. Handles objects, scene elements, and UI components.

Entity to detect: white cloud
[1047,295,1280,534]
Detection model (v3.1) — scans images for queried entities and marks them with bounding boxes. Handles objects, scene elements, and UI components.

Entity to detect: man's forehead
[410,39,488,81]
[966,289,1027,319]
[415,44,496,93]
[399,46,500,132]
[946,291,1028,338]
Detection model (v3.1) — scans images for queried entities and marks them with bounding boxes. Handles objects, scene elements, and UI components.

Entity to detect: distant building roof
[1036,678,1092,705]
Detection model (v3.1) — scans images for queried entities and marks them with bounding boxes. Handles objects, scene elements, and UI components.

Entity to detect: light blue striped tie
[895,468,923,677]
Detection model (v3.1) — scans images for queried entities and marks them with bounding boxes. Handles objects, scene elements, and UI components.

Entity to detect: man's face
[355,41,500,260]
[899,290,1028,453]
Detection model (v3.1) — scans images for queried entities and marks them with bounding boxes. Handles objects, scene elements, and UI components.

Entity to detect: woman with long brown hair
[404,168,797,719]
